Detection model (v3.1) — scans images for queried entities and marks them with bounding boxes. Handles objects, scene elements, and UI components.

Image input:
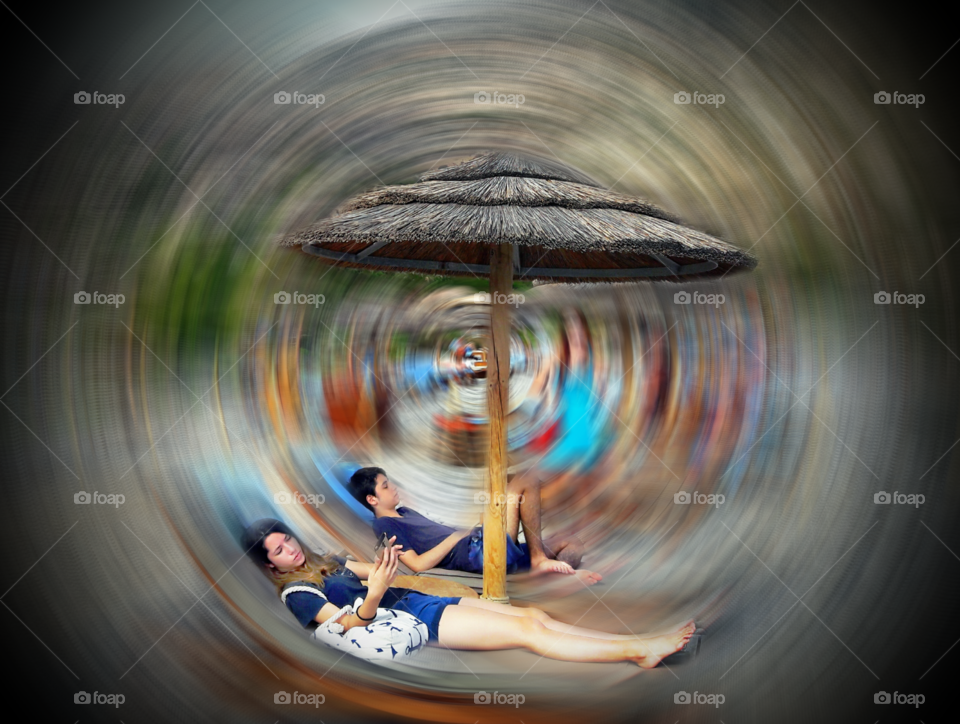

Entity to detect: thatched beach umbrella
[282,150,756,602]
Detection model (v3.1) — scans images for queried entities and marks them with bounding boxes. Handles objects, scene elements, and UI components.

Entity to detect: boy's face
[368,473,401,512]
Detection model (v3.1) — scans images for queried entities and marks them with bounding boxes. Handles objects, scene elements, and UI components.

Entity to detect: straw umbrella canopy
[282,150,756,601]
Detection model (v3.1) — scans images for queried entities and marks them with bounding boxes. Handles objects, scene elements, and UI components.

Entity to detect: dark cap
[241,518,295,568]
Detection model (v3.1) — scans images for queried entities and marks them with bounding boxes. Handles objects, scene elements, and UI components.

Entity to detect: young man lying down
[348,466,601,584]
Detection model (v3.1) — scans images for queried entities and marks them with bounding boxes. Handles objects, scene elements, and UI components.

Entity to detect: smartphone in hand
[374,532,390,558]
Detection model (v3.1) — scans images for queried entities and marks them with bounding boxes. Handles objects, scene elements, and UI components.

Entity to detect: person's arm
[396,528,473,573]
[316,544,401,630]
[342,536,401,579]
[313,596,383,632]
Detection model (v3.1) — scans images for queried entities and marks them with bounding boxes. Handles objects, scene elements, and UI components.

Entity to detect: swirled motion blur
[1,0,958,722]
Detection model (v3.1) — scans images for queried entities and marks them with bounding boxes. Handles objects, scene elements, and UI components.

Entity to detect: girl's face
[263,532,305,572]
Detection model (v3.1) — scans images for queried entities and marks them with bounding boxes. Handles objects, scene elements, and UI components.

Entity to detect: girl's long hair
[265,546,342,595]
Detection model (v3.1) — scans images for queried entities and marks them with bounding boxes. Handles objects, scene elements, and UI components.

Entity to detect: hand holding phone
[374,532,390,557]
[368,538,400,598]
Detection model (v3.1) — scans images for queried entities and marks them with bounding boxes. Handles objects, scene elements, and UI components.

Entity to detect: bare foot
[530,557,576,575]
[519,566,601,587]
[527,558,604,583]
[510,568,604,602]
[632,621,696,669]
[577,569,602,585]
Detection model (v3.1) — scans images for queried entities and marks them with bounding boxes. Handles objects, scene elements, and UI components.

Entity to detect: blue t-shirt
[373,508,476,571]
[283,556,416,629]
[539,360,609,471]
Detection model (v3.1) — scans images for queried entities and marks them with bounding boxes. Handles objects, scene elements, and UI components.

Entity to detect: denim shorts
[391,591,462,641]
[465,528,531,574]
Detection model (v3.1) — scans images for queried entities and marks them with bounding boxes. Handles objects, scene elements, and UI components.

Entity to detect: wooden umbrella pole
[482,242,513,603]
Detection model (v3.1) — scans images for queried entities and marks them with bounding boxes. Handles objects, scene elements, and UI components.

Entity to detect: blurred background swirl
[1,0,959,722]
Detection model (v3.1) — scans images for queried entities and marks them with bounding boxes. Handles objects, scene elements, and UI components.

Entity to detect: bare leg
[504,474,532,544]
[436,604,695,667]
[506,475,576,575]
[459,598,646,641]
[503,475,601,581]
